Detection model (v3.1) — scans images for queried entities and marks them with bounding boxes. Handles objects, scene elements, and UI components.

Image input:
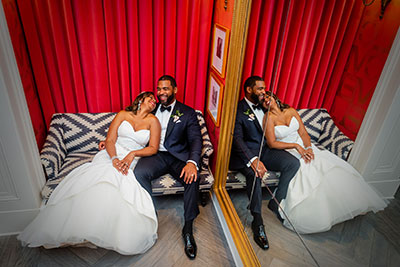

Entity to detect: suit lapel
[242,100,264,134]
[165,102,179,140]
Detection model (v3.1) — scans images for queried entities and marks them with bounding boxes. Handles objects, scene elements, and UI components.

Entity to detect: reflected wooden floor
[229,188,400,267]
[0,194,235,267]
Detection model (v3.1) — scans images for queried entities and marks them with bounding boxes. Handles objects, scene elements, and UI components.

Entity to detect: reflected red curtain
[242,0,364,110]
[3,0,214,149]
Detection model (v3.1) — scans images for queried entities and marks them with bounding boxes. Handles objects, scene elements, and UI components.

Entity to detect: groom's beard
[250,92,264,105]
[158,93,175,106]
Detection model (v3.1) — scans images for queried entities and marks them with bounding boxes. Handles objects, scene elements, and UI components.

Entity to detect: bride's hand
[305,147,314,161]
[112,158,122,172]
[119,152,136,175]
[296,145,312,163]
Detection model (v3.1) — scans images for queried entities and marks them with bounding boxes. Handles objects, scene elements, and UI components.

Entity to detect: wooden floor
[0,194,235,267]
[229,187,400,267]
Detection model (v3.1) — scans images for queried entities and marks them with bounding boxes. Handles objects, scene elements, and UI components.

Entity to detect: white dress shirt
[155,100,176,151]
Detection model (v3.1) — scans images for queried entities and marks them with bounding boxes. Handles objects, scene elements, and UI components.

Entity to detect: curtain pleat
[138,0,153,93]
[164,0,177,76]
[127,0,140,100]
[194,0,213,109]
[175,0,189,103]
[6,0,213,149]
[243,0,363,112]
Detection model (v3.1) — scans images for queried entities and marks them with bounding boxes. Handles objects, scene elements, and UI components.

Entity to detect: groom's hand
[250,159,267,179]
[180,162,198,184]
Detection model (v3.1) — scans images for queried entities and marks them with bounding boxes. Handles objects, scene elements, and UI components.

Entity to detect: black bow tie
[252,104,263,110]
[160,105,172,112]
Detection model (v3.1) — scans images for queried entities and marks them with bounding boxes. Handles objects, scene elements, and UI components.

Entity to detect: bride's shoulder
[146,113,160,124]
[116,110,129,117]
[146,113,157,120]
[285,107,298,117]
[113,110,129,121]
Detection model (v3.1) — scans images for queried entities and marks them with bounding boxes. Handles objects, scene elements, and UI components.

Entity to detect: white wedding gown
[18,121,158,255]
[275,117,387,234]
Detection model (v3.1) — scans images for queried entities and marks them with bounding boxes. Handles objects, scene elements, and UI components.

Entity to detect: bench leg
[200,191,209,207]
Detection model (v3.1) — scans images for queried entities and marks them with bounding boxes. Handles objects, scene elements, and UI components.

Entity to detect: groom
[134,75,202,259]
[230,76,300,250]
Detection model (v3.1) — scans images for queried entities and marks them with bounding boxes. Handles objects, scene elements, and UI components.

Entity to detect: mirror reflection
[226,0,399,265]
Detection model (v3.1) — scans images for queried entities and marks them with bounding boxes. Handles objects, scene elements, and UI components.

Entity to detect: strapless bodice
[116,121,150,151]
[274,116,303,145]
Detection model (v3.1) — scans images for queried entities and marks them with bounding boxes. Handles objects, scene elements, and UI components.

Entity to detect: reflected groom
[230,76,300,250]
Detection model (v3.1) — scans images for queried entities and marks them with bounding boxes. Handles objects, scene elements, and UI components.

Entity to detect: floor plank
[1,194,234,267]
[229,188,400,267]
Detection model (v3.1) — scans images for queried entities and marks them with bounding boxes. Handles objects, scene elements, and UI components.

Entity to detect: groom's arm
[232,113,257,164]
[180,109,202,184]
[187,110,202,167]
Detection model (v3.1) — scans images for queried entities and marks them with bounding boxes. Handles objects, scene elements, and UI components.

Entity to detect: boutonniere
[171,110,184,123]
[244,109,255,121]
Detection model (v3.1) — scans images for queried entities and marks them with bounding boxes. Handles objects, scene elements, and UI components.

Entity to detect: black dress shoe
[182,232,197,259]
[268,200,284,223]
[251,224,269,250]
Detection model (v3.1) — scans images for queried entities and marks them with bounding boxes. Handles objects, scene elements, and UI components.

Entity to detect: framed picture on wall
[211,24,230,78]
[207,72,224,126]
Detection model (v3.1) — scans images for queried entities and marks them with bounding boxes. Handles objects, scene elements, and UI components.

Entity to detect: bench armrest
[196,111,214,171]
[318,112,354,161]
[40,114,67,180]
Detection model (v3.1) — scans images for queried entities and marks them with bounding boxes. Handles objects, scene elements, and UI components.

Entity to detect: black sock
[251,212,263,227]
[183,220,193,234]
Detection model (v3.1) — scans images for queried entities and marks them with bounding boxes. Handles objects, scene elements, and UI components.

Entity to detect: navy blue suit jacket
[155,101,202,167]
[230,99,269,170]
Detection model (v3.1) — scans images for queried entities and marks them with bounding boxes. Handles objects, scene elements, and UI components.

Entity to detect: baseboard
[0,208,39,236]
[211,191,243,267]
[368,180,400,199]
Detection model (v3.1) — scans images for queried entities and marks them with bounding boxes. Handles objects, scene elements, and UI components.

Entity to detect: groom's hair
[243,76,264,93]
[158,75,177,88]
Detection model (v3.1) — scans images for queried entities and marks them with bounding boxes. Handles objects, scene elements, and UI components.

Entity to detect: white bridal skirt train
[18,126,158,255]
[275,116,387,234]
[279,146,387,234]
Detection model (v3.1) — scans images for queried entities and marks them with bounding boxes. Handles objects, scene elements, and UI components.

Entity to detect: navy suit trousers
[240,148,300,215]
[134,151,200,221]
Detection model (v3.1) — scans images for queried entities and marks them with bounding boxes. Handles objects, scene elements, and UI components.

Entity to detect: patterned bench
[40,111,214,201]
[226,108,354,189]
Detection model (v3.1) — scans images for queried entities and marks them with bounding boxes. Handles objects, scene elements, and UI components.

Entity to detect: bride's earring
[138,101,142,110]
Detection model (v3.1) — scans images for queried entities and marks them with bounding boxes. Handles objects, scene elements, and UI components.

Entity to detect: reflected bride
[262,91,387,234]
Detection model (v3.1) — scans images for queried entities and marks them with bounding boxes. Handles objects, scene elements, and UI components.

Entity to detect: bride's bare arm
[291,109,314,162]
[292,109,312,149]
[105,111,125,170]
[129,115,161,158]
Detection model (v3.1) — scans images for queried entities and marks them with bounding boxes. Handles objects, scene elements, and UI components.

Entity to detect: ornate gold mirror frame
[212,0,260,266]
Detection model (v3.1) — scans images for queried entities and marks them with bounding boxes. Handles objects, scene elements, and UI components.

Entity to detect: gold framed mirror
[211,0,260,265]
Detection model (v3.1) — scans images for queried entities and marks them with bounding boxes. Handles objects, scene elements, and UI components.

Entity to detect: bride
[262,91,387,234]
[18,91,161,255]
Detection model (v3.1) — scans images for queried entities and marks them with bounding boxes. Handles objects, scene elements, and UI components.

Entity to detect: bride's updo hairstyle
[125,91,155,115]
[265,91,290,112]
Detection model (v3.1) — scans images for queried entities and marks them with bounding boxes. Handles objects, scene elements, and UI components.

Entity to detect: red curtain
[242,0,364,111]
[3,0,214,149]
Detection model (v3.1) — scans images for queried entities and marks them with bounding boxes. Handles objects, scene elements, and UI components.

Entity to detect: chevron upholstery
[40,111,214,200]
[226,108,354,190]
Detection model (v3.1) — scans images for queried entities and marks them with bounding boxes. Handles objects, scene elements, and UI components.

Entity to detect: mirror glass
[226,0,397,265]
